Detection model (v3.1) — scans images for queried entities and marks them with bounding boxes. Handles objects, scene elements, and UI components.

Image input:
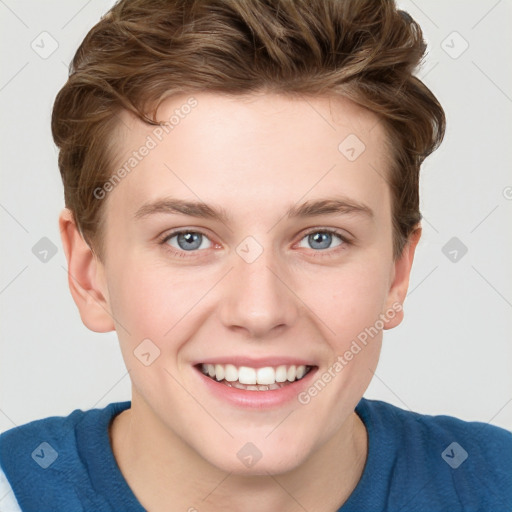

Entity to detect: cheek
[309,260,390,344]
[105,253,187,345]
[105,261,197,396]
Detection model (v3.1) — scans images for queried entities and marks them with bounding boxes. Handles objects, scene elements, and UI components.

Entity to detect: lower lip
[195,366,318,409]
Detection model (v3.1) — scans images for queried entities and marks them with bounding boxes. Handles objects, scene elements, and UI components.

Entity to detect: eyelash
[158,228,352,260]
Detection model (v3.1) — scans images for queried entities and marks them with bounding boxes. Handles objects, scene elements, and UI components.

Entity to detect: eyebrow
[133,197,374,223]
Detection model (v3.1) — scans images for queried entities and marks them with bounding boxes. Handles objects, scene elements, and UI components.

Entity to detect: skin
[59,92,420,512]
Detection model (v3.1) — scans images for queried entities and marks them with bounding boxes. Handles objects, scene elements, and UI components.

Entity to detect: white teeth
[275,365,288,382]
[238,366,257,385]
[200,363,310,387]
[296,365,306,379]
[256,366,275,385]
[224,364,238,382]
[214,364,225,381]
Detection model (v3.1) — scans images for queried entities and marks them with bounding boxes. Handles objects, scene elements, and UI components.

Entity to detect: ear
[382,226,422,330]
[59,208,115,333]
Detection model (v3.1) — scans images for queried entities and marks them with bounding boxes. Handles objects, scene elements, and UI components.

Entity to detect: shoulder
[361,398,512,456]
[356,398,512,510]
[0,401,128,465]
[0,402,131,511]
[0,406,86,472]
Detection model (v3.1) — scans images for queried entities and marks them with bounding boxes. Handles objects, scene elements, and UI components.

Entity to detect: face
[83,92,411,474]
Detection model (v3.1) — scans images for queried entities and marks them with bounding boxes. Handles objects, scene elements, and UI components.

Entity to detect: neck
[110,393,367,512]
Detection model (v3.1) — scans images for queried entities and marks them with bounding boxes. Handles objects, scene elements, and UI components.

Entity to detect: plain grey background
[1,0,511,433]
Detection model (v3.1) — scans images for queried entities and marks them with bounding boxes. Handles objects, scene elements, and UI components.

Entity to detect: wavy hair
[52,0,445,260]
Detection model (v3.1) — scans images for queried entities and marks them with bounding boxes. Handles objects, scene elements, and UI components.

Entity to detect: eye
[161,230,212,255]
[158,227,350,259]
[297,229,348,252]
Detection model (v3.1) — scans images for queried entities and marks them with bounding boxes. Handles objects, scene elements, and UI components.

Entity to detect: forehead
[106,92,391,224]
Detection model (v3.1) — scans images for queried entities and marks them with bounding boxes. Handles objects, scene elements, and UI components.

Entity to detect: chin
[196,434,312,477]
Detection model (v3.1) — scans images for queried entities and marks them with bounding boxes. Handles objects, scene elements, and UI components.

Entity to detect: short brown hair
[52,0,445,260]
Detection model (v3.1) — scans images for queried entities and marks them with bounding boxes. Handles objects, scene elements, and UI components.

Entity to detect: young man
[0,0,510,510]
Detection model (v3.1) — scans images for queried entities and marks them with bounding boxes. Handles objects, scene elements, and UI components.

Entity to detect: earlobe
[383,226,422,330]
[59,208,115,333]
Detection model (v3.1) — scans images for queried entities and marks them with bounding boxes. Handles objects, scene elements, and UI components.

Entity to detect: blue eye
[163,231,212,252]
[298,230,345,251]
[159,228,350,259]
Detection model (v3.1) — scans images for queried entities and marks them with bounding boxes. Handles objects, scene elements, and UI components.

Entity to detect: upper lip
[192,357,316,368]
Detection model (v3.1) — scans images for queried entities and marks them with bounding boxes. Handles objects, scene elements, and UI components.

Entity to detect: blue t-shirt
[0,398,510,511]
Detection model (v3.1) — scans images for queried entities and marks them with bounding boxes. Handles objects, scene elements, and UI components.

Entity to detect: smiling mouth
[197,363,315,391]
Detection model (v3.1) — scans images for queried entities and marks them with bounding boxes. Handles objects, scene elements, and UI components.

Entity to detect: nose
[218,246,300,339]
